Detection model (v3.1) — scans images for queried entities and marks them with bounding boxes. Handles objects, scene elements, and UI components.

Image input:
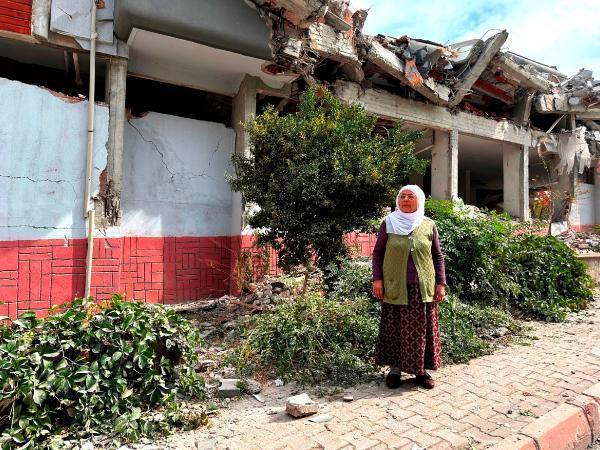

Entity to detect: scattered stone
[194,359,217,373]
[274,378,284,387]
[308,413,332,423]
[286,393,319,418]
[343,395,354,402]
[217,379,242,398]
[492,327,509,338]
[253,393,267,403]
[242,379,263,395]
[223,321,237,330]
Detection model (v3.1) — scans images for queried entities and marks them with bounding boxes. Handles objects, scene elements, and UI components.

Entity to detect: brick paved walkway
[166,300,600,450]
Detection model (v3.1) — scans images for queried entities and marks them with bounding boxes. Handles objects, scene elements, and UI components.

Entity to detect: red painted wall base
[0,233,378,319]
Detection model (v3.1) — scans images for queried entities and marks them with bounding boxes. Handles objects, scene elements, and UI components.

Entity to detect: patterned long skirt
[375,283,442,375]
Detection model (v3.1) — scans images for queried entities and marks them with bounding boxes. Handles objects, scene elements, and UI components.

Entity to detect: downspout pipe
[85,0,98,299]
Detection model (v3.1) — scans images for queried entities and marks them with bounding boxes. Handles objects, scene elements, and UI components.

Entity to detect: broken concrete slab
[448,30,509,107]
[366,39,450,105]
[286,393,319,418]
[217,379,242,398]
[493,53,551,92]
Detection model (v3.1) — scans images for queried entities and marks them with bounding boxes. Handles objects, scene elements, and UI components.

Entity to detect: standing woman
[372,185,446,389]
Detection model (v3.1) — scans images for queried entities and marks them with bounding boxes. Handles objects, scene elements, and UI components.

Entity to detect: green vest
[382,218,436,305]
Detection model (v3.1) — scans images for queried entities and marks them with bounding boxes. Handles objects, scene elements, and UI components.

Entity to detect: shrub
[425,199,520,307]
[239,294,379,386]
[325,258,374,301]
[509,234,593,321]
[426,199,593,321]
[0,296,205,449]
[439,294,522,364]
[229,85,427,272]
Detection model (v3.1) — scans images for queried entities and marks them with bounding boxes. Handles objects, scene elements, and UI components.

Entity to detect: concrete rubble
[286,393,319,418]
[248,0,600,195]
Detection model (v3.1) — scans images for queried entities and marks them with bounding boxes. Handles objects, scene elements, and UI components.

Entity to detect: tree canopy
[229,86,427,271]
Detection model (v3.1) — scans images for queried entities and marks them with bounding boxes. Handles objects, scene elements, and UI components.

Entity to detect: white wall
[0,78,109,240]
[120,113,235,237]
[570,182,595,227]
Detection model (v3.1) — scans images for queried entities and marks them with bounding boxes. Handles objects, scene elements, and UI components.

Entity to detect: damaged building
[0,0,598,317]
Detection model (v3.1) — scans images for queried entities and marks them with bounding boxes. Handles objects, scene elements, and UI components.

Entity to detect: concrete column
[106,58,127,193]
[100,57,128,226]
[503,143,530,220]
[595,162,600,225]
[230,76,258,235]
[31,0,50,40]
[431,129,458,200]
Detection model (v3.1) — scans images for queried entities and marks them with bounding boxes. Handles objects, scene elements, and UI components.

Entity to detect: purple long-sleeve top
[372,221,446,285]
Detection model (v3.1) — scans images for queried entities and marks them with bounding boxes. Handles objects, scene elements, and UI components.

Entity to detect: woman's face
[398,190,418,213]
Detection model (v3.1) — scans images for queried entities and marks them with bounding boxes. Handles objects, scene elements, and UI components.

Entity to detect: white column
[431,129,458,200]
[230,76,258,235]
[503,143,530,220]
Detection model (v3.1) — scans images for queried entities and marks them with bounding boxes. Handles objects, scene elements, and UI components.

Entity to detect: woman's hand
[372,280,384,300]
[434,284,446,302]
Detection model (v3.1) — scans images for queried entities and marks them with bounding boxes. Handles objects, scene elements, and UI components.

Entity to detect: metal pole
[84,0,98,298]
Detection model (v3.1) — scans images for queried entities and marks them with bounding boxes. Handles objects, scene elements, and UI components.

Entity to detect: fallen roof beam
[448,30,509,107]
[366,39,450,105]
[493,54,550,91]
[473,78,514,104]
[576,111,600,120]
[334,80,535,146]
[585,120,600,131]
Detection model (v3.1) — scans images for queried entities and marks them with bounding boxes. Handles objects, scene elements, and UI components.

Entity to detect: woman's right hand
[372,280,384,301]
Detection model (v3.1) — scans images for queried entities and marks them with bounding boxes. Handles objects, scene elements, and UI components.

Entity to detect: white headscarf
[384,185,426,235]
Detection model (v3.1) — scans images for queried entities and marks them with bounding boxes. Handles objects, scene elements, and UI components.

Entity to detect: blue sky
[349,0,599,77]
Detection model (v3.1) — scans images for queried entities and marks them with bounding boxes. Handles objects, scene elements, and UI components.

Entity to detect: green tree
[229,86,427,272]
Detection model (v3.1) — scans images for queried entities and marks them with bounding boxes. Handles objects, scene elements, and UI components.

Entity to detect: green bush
[439,294,522,364]
[425,199,520,307]
[0,296,205,449]
[325,258,374,301]
[426,199,593,321]
[239,294,379,386]
[509,234,593,321]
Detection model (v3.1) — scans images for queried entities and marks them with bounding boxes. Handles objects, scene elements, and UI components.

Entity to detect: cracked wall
[0,77,109,240]
[120,112,235,237]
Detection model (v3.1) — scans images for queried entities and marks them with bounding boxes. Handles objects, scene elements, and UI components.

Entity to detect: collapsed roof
[248,0,600,169]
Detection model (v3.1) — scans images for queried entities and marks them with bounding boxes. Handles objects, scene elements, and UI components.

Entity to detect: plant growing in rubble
[229,86,427,273]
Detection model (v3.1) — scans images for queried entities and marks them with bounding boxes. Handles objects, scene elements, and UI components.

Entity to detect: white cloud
[350,0,600,77]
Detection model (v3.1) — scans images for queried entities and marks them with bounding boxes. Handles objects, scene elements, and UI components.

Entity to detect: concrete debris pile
[556,230,600,253]
[248,0,599,175]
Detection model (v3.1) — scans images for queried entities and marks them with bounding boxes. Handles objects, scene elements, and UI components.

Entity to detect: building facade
[0,0,598,318]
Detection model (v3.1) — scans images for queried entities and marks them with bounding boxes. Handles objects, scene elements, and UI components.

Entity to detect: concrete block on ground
[286,393,318,418]
[217,379,241,398]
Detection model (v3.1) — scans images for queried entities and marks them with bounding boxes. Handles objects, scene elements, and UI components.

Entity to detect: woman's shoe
[385,371,402,389]
[415,373,435,389]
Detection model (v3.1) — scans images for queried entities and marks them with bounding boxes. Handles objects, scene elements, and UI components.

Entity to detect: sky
[349,0,600,78]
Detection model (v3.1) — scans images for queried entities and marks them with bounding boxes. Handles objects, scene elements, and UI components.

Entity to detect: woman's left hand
[434,284,446,302]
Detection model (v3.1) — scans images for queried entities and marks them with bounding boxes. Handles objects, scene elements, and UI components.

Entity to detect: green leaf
[33,389,47,406]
